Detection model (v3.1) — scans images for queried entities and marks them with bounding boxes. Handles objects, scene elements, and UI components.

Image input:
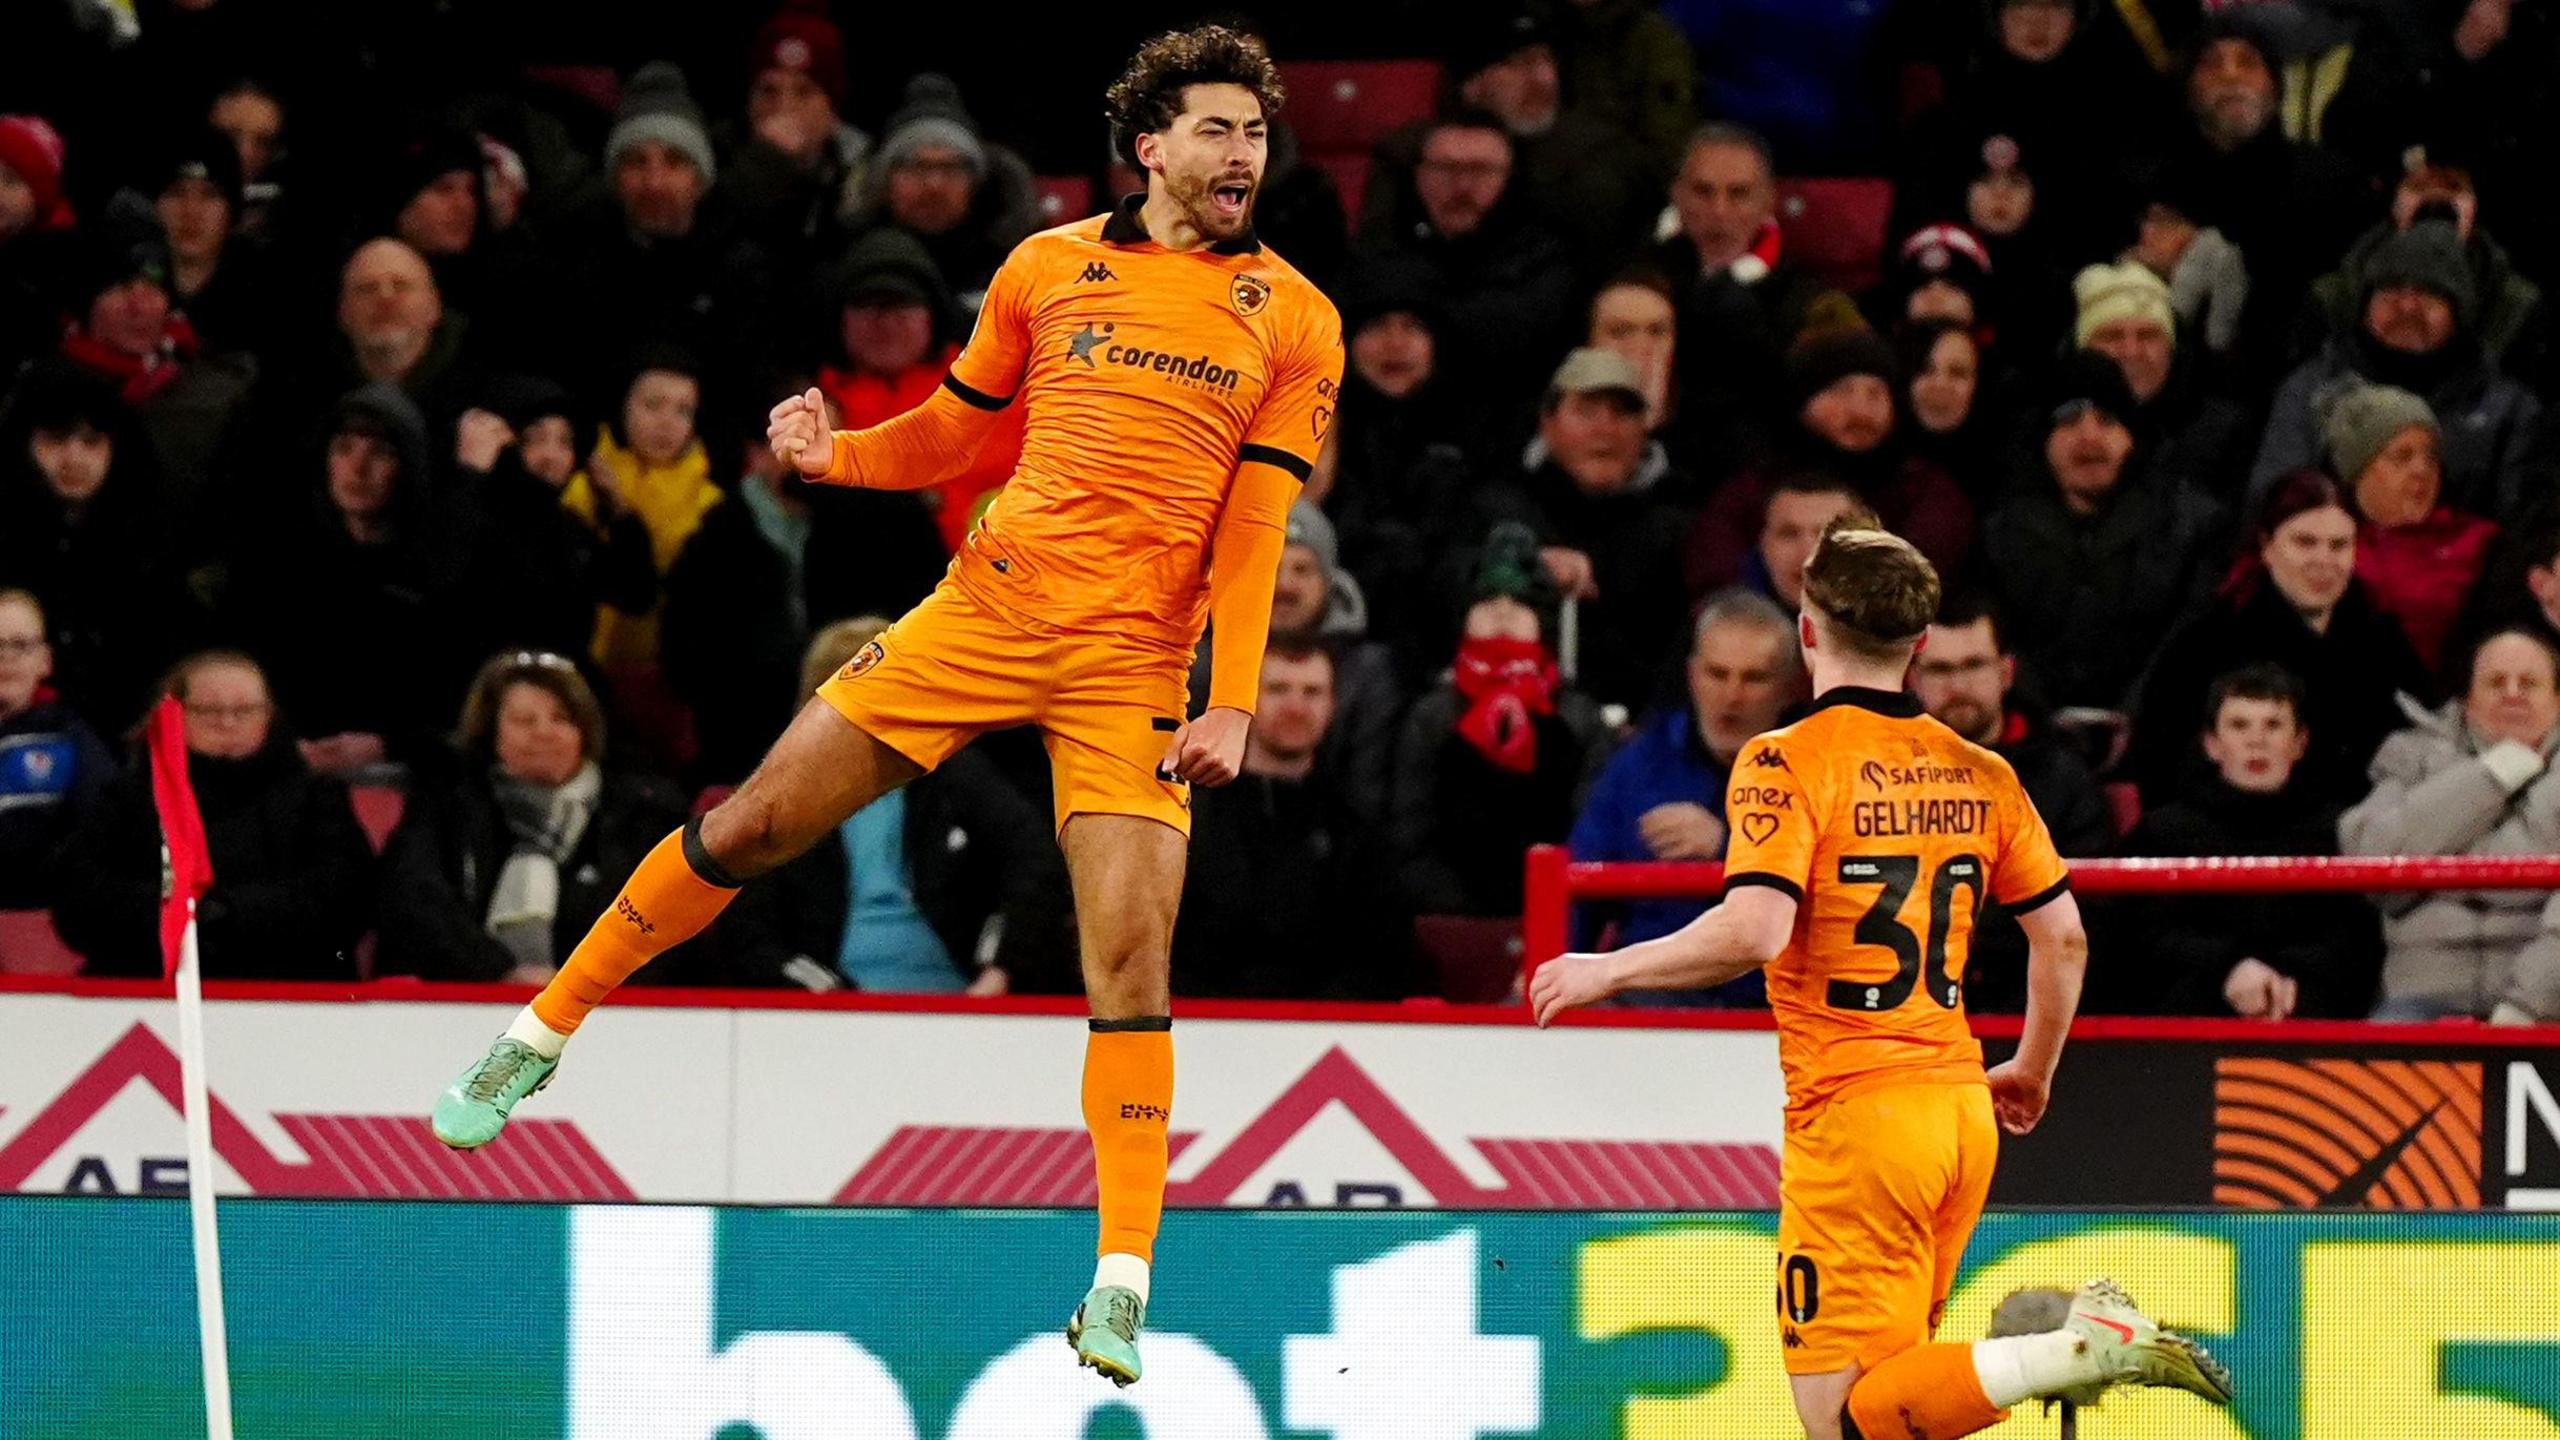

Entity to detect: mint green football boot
[432,1037,558,1149]
[1066,1285,1146,1387]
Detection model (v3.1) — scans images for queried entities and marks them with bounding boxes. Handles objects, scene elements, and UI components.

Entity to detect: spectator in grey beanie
[2320,380,2495,678]
[1252,500,1406,825]
[2252,219,2545,521]
[609,62,719,238]
[853,74,1036,307]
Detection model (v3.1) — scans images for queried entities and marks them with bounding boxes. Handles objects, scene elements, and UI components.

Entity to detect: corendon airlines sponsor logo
[835,1046,1781,1209]
[1063,322,1243,392]
[0,1023,632,1200]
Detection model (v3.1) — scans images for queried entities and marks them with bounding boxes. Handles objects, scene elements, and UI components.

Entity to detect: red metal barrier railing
[1521,846,2560,978]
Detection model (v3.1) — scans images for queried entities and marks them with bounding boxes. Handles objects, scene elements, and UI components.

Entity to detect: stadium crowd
[5,0,2560,1023]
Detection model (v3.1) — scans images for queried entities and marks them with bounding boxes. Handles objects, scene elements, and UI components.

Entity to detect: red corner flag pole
[149,697,234,1440]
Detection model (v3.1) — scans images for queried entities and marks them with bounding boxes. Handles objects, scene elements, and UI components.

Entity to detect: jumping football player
[432,25,1341,1388]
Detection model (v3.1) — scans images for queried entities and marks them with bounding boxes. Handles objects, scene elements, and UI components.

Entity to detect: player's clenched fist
[1529,951,1617,1026]
[766,388,837,477]
[1160,706,1249,787]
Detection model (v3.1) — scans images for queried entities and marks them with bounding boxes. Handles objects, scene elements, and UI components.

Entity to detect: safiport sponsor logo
[1859,758,1976,792]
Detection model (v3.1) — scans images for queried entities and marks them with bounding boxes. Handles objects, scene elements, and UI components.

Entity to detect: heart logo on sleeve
[1740,812,1780,846]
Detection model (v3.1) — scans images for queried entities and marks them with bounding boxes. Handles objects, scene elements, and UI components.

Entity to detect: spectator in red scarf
[55,197,255,516]
[815,226,1022,552]
[1389,525,1611,916]
[2322,381,2497,680]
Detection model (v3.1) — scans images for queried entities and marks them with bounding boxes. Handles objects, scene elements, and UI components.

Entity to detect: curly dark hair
[1104,24,1285,166]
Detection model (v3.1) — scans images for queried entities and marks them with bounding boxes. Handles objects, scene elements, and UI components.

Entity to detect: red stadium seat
[1033,174,1095,225]
[1277,60,1441,153]
[523,65,622,119]
[1775,177,1895,296]
[350,784,406,853]
[1307,153,1374,219]
[1415,914,1522,1004]
[2103,782,2143,838]
[0,909,84,976]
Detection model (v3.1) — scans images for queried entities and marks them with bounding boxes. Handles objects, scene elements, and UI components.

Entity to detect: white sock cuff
[1973,1330,2099,1408]
[505,1006,571,1060]
[1094,1251,1151,1306]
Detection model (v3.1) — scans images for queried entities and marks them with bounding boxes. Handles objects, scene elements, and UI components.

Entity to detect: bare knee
[1079,921,1170,1015]
[697,787,800,880]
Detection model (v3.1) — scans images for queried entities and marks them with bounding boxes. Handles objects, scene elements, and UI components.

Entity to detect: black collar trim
[1101,192,1262,255]
[1806,685,1925,719]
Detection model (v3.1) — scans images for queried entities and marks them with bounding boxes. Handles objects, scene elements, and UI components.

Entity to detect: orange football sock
[1847,1343,2008,1440]
[531,825,740,1036]
[1083,1019,1174,1263]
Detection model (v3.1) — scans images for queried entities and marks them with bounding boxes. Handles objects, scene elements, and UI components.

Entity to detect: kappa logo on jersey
[1740,812,1782,845]
[1068,322,1116,367]
[836,638,886,682]
[1231,273,1272,316]
[1076,261,1118,284]
[1748,746,1790,771]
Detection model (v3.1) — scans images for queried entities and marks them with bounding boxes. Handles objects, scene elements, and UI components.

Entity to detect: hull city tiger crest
[836,639,886,682]
[1230,273,1271,317]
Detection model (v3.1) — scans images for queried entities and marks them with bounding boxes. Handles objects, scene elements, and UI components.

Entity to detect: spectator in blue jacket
[0,589,113,910]
[1568,588,1800,1005]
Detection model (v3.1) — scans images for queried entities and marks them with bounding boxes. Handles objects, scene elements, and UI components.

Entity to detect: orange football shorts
[1776,1080,1999,1375]
[815,580,1194,835]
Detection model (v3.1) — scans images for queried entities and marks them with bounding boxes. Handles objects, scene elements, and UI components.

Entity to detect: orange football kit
[814,196,1343,834]
[1718,687,2070,1384]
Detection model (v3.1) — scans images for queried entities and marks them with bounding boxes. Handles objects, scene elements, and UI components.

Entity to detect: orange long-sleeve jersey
[821,196,1342,712]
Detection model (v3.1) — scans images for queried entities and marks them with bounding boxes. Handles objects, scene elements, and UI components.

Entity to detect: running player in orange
[430,26,1340,1388]
[1531,523,2232,1439]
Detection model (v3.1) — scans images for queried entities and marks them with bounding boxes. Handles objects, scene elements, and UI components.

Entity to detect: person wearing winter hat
[0,115,76,237]
[2168,18,2365,378]
[147,125,275,360]
[1243,499,1401,824]
[1379,2,1657,276]
[2304,145,2548,388]
[453,372,656,663]
[2319,381,2496,677]
[1390,518,1611,916]
[1889,224,1995,334]
[222,381,499,774]
[817,226,1023,553]
[609,62,718,240]
[1982,350,2228,712]
[2074,259,2255,497]
[0,115,79,378]
[55,195,257,509]
[2252,218,2544,519]
[720,0,873,267]
[2119,164,2249,361]
[1684,327,1973,601]
[854,73,1038,304]
[388,126,486,259]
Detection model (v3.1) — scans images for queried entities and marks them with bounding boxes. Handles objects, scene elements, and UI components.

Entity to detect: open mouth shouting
[1209,177,1253,220]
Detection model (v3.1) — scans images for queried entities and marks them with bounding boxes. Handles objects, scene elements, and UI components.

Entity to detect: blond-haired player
[1533,523,2232,1439]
